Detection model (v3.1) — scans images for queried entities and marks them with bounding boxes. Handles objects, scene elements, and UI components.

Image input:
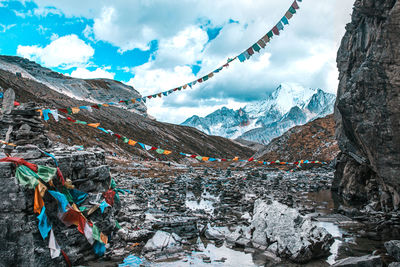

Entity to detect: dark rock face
[385,240,400,262]
[333,0,400,211]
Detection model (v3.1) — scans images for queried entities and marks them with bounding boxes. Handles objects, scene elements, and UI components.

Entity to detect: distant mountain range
[181,83,336,145]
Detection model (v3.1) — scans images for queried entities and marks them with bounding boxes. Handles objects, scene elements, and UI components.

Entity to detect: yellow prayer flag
[88,123,100,128]
[71,107,80,114]
[128,140,137,146]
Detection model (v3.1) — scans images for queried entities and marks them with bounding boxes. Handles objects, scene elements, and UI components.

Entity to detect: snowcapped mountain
[0,55,147,115]
[181,83,336,144]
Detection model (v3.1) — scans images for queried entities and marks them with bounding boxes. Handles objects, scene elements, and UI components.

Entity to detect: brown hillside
[254,114,338,162]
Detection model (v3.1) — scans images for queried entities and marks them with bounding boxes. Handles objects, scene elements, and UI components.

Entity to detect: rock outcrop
[0,99,118,266]
[333,0,400,210]
[249,200,333,263]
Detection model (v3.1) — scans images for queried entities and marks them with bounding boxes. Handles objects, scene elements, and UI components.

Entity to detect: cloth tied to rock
[37,206,52,240]
[48,229,61,258]
[103,189,116,206]
[34,181,47,214]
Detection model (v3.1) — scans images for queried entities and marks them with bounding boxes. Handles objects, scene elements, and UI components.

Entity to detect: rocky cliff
[333,0,400,211]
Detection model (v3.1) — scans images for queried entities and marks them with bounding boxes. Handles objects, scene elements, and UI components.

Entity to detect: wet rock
[204,224,229,240]
[385,240,400,261]
[332,254,382,267]
[250,199,334,263]
[389,262,400,267]
[143,231,184,261]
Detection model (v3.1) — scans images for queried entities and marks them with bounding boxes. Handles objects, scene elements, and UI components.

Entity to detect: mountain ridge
[182,83,336,144]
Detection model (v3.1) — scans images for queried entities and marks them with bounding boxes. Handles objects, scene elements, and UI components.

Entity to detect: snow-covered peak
[182,83,336,145]
[243,83,317,118]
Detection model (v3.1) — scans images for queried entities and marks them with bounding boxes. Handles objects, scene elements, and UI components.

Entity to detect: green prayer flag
[156,148,164,154]
[37,165,57,183]
[62,187,74,203]
[122,137,129,143]
[252,43,261,52]
[15,165,39,188]
[267,31,274,38]
[115,220,121,230]
[114,191,120,203]
[75,120,87,125]
[67,108,72,115]
[195,156,202,161]
[289,6,296,14]
[202,75,209,81]
[92,224,102,243]
[110,178,116,189]
[79,206,88,212]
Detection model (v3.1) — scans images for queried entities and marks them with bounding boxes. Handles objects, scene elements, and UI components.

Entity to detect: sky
[0,0,354,124]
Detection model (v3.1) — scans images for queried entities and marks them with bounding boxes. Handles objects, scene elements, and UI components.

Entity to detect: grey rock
[143,230,183,253]
[385,240,400,261]
[389,263,400,267]
[249,199,333,263]
[332,254,382,267]
[333,0,400,210]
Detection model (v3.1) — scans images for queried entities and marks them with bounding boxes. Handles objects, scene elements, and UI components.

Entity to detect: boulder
[332,254,382,267]
[143,230,183,253]
[385,240,400,261]
[249,199,333,263]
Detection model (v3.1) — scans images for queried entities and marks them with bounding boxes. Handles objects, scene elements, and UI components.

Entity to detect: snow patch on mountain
[181,83,336,145]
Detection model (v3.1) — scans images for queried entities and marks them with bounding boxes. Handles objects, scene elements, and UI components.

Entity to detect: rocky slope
[0,55,147,116]
[254,114,339,162]
[333,0,400,210]
[182,83,336,145]
[0,56,254,160]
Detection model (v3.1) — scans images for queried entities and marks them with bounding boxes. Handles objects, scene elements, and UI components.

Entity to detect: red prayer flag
[61,250,72,267]
[114,134,122,139]
[102,189,116,206]
[248,157,254,162]
[150,147,157,151]
[190,155,196,158]
[91,105,100,109]
[221,159,227,162]
[292,1,299,9]
[57,167,65,186]
[0,157,38,172]
[272,26,280,35]
[197,78,203,83]
[14,101,20,106]
[58,108,68,113]
[246,47,254,56]
[67,117,76,122]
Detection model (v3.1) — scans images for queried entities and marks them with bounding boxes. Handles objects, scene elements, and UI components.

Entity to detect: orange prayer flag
[128,140,137,146]
[183,84,187,89]
[202,157,209,161]
[131,99,136,104]
[102,103,110,107]
[34,182,47,214]
[208,73,214,78]
[88,123,100,128]
[100,232,108,244]
[71,107,80,114]
[233,157,239,161]
[258,161,263,164]
[163,150,172,155]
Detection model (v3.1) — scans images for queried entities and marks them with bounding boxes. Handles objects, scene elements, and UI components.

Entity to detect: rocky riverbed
[85,158,400,266]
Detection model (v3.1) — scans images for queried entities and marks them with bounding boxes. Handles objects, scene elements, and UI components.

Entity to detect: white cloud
[33,7,62,17]
[0,24,16,33]
[28,0,354,123]
[17,34,94,68]
[69,66,115,79]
